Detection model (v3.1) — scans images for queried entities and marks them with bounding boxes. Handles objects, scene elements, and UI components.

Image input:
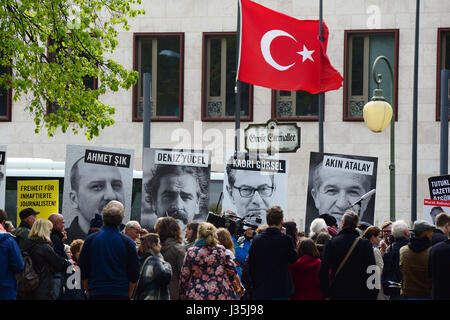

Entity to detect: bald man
[66,157,125,243]
[48,213,69,299]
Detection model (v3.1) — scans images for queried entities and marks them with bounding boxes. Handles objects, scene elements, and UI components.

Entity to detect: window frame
[0,65,12,122]
[132,32,184,122]
[270,90,323,122]
[343,29,399,122]
[201,32,253,122]
[436,27,450,121]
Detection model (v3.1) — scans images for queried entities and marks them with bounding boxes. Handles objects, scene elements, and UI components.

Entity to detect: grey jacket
[160,238,186,300]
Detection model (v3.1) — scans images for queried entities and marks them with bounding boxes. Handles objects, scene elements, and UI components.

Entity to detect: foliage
[0,0,145,139]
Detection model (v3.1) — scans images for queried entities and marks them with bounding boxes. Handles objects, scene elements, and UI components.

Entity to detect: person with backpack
[0,209,24,300]
[18,219,71,300]
[12,208,39,250]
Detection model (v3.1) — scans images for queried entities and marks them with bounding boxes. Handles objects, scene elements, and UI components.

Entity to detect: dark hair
[70,157,84,191]
[363,226,381,240]
[266,206,283,226]
[226,161,275,189]
[297,238,320,259]
[342,210,359,229]
[319,213,337,227]
[138,233,160,256]
[186,221,200,243]
[145,164,208,211]
[316,231,331,245]
[283,221,298,242]
[155,216,183,244]
[0,209,6,224]
[436,212,450,227]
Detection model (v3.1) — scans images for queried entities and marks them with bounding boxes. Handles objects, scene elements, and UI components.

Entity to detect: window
[133,33,184,121]
[0,65,12,121]
[343,30,399,121]
[202,33,252,121]
[272,90,319,121]
[46,37,97,114]
[437,28,450,121]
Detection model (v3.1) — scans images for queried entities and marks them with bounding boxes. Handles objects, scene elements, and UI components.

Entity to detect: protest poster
[17,180,59,224]
[141,148,212,232]
[428,175,450,201]
[423,198,450,225]
[222,151,289,227]
[62,145,134,243]
[0,146,6,210]
[305,152,378,233]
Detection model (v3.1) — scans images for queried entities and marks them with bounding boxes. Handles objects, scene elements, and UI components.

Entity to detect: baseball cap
[19,208,40,220]
[413,220,435,233]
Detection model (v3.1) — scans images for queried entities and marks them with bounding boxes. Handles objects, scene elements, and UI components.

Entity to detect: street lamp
[362,56,395,222]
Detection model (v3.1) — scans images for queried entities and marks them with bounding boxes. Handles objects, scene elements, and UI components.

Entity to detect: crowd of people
[1,202,450,300]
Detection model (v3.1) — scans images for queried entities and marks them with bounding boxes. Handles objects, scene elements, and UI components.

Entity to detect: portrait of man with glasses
[224,152,288,226]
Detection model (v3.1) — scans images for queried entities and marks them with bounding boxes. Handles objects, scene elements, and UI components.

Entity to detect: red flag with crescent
[237,0,343,93]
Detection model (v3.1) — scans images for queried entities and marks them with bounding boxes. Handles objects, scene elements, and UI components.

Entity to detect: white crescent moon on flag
[260,30,297,71]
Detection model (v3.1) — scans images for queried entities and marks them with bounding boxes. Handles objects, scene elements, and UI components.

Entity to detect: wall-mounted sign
[244,119,300,154]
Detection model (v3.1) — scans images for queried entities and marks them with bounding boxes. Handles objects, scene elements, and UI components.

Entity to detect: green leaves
[0,0,144,140]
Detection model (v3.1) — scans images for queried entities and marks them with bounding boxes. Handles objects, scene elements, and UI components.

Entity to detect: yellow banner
[17,180,59,224]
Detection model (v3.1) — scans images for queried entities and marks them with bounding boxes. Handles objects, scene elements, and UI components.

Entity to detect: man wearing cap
[12,208,39,250]
[399,220,434,299]
[319,213,339,237]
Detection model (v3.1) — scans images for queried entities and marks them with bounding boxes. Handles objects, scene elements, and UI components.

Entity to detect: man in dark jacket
[0,209,24,300]
[399,220,433,299]
[247,206,298,300]
[428,238,450,299]
[48,213,69,299]
[381,219,410,299]
[78,200,140,300]
[431,212,450,245]
[319,210,378,300]
[12,208,39,250]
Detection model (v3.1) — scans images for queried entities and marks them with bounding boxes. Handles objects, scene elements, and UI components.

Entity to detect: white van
[4,158,224,225]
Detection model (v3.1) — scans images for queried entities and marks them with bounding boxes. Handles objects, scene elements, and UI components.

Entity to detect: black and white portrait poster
[0,146,6,210]
[141,148,212,232]
[63,145,134,243]
[423,199,450,225]
[305,152,378,232]
[222,151,289,227]
[428,175,450,201]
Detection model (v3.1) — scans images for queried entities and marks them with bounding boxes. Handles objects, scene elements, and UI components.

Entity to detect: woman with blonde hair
[179,222,238,300]
[21,219,71,300]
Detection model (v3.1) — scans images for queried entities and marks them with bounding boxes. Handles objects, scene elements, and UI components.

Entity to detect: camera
[206,212,259,239]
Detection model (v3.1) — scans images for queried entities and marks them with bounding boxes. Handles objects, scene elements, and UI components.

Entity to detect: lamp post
[362,56,395,222]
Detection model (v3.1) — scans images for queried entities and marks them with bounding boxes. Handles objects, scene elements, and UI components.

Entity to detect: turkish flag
[237,0,343,94]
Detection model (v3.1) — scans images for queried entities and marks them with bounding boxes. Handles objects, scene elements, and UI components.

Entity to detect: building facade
[1,0,449,231]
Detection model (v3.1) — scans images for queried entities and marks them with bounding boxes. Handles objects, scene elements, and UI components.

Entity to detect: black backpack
[16,246,40,297]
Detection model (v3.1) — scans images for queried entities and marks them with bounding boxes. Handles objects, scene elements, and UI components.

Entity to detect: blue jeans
[53,272,63,299]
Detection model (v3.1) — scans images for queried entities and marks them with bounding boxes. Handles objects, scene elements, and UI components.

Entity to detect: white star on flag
[297,45,315,62]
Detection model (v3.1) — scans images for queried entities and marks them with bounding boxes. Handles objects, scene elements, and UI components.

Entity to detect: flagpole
[235,0,242,156]
[318,0,324,153]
